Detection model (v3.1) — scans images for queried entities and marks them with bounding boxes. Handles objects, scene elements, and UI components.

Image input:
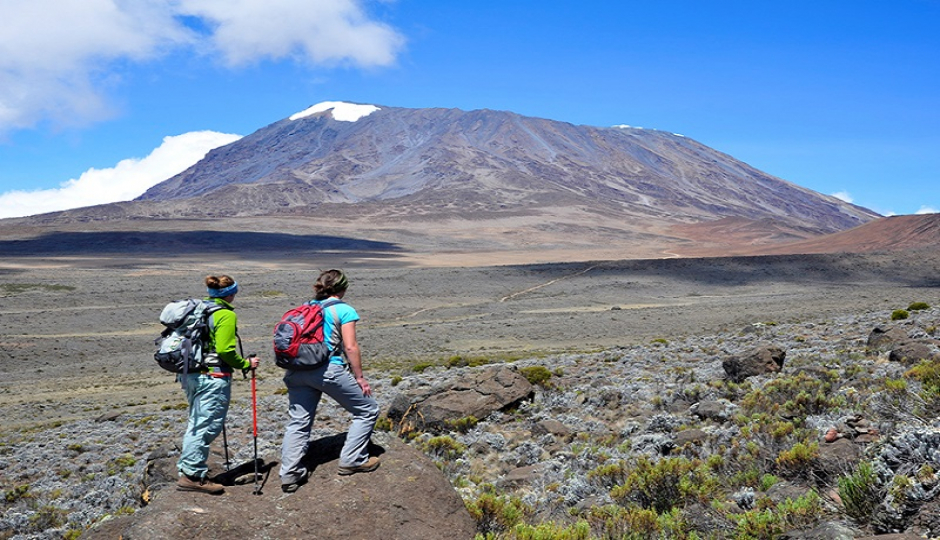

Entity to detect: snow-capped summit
[289,101,380,122]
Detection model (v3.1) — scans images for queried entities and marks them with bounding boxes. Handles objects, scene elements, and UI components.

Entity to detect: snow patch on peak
[290,101,380,122]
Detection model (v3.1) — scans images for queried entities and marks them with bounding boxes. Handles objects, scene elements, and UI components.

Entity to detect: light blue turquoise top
[314,299,360,365]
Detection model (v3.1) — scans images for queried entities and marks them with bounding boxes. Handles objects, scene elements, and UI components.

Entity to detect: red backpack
[273,299,342,370]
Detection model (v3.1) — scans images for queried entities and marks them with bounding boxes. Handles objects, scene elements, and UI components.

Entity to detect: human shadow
[300,433,386,473]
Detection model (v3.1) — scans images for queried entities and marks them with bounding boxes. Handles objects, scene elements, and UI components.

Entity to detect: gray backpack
[154,299,225,374]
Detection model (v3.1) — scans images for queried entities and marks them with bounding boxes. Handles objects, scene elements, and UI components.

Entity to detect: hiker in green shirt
[177,274,260,495]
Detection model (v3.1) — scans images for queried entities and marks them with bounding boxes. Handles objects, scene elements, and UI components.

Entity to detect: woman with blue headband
[177,274,260,495]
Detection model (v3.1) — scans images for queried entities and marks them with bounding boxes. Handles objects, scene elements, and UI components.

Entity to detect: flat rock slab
[86,432,477,540]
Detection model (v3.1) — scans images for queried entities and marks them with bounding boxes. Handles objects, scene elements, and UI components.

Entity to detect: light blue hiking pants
[178,373,231,479]
[280,363,379,484]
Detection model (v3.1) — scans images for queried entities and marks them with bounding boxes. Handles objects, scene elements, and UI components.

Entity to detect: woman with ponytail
[176,274,260,495]
[279,269,380,493]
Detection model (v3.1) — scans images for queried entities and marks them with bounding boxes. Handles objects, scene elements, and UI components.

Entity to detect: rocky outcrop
[386,366,534,432]
[86,432,476,540]
[721,344,786,382]
[868,326,910,350]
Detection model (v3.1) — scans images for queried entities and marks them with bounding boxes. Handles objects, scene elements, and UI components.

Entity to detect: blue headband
[208,282,238,298]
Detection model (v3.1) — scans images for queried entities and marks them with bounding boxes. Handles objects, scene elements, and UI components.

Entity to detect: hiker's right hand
[357,376,372,397]
[247,355,260,369]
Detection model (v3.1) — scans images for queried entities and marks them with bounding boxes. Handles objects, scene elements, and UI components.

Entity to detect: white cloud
[0,0,404,133]
[916,206,938,215]
[0,131,241,218]
[181,0,405,68]
[831,191,854,203]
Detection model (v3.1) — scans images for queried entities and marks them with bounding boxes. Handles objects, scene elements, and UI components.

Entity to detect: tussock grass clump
[891,309,910,320]
[907,301,930,311]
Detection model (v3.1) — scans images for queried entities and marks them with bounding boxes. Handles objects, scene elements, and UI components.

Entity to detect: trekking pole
[221,422,232,471]
[250,365,261,495]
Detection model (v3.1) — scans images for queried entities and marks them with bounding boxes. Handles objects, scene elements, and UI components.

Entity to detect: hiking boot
[281,473,309,493]
[177,473,225,494]
[337,456,380,476]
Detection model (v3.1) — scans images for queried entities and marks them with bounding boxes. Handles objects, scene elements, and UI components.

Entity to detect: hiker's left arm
[213,310,248,369]
[341,321,371,396]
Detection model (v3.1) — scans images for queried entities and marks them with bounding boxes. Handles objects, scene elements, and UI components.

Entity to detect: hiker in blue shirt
[279,269,380,493]
[177,274,260,495]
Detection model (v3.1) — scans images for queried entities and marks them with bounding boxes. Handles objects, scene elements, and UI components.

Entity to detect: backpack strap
[317,298,345,358]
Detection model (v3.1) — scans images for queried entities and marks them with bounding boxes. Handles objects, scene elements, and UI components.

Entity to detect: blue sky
[0,0,937,218]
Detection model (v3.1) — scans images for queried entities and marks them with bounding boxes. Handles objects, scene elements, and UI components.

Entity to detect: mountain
[4,102,891,264]
[136,102,876,234]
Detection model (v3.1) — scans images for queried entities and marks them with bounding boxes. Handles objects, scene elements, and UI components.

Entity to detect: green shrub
[759,473,780,491]
[908,302,931,311]
[500,520,591,540]
[446,415,479,433]
[4,484,30,503]
[160,402,189,410]
[733,508,782,539]
[838,461,882,524]
[891,309,910,321]
[587,460,630,488]
[775,442,819,478]
[422,435,466,460]
[28,505,68,531]
[610,456,719,513]
[390,375,403,386]
[518,366,553,387]
[466,492,531,536]
[777,490,824,529]
[107,454,137,475]
[740,371,843,418]
[374,416,393,432]
[584,504,660,539]
[412,361,435,373]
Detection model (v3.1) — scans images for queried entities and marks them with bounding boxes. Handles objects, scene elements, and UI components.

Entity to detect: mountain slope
[137,103,877,234]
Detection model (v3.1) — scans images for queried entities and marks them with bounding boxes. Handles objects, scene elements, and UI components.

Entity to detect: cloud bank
[0,131,241,218]
[0,0,405,133]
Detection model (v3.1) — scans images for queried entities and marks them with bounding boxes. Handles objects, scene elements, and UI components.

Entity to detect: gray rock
[722,344,786,382]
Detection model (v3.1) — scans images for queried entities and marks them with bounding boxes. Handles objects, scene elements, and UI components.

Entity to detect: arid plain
[2,245,938,432]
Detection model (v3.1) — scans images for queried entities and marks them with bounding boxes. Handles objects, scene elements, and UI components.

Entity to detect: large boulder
[868,325,910,351]
[889,341,939,366]
[387,366,535,432]
[722,345,786,383]
[85,432,478,540]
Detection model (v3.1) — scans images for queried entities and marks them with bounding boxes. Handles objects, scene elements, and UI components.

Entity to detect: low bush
[908,302,931,311]
[518,366,553,387]
[467,492,532,536]
[610,456,719,514]
[775,442,819,479]
[838,460,881,525]
[891,309,910,321]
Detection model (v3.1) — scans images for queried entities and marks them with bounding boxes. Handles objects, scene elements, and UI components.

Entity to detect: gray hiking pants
[279,363,379,484]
